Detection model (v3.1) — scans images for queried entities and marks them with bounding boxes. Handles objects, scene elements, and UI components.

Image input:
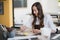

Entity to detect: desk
[8,27,41,40]
[8,35,39,40]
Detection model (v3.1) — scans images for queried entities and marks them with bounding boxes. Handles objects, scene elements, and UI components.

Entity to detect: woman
[20,2,56,40]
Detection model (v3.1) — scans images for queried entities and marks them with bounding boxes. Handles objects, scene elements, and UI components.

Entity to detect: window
[14,0,27,8]
[0,2,4,15]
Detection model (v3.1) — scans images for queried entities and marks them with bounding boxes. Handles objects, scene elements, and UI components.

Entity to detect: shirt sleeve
[23,15,33,28]
[47,14,56,32]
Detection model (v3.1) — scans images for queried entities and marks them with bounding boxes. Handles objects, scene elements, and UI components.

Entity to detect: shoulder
[44,13,53,22]
[25,15,33,21]
[27,15,33,20]
[44,13,51,17]
[44,13,52,19]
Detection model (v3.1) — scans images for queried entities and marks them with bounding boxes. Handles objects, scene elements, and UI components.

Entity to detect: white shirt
[35,17,40,25]
[23,14,56,32]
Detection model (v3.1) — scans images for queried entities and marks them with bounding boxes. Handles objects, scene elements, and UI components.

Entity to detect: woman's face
[32,6,38,16]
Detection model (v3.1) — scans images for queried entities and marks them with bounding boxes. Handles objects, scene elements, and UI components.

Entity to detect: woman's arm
[32,29,40,34]
[20,26,27,32]
[20,15,33,32]
[47,14,56,33]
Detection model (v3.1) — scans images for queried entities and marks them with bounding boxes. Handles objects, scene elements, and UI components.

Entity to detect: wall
[0,0,13,27]
[40,0,58,14]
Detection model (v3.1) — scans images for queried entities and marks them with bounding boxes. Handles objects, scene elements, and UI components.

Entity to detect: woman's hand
[32,29,40,34]
[20,26,26,32]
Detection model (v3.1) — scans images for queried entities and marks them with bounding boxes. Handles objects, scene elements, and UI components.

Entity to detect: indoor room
[0,0,60,40]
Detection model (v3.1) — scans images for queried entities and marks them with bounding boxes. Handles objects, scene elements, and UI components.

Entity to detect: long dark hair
[31,2,44,29]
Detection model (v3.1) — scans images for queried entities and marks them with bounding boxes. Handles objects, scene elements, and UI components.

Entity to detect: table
[8,28,41,40]
[8,35,39,40]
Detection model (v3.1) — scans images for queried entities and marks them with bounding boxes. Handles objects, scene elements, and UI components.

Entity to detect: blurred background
[0,0,60,40]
